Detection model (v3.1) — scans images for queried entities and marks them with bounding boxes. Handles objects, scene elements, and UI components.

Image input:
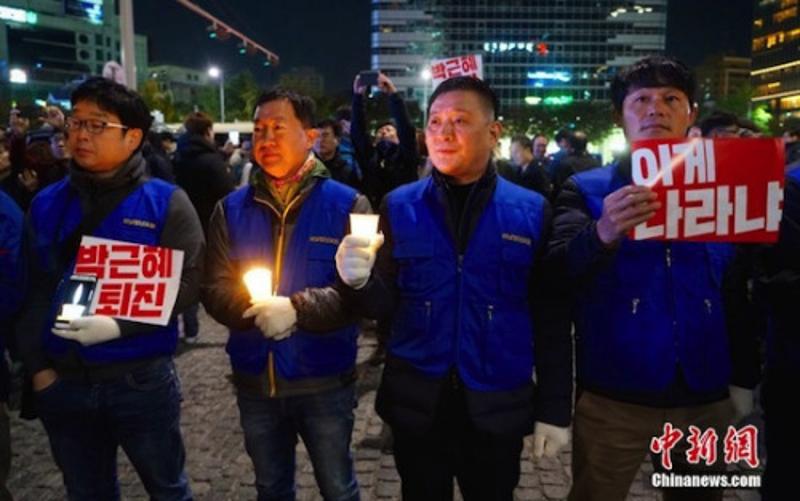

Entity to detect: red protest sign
[630,138,785,242]
[74,236,184,326]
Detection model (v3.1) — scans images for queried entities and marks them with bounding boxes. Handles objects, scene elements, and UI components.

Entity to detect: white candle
[59,303,86,321]
[350,214,379,239]
[244,267,272,302]
[58,283,86,321]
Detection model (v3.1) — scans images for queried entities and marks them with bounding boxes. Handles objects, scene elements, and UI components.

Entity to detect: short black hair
[511,134,532,151]
[698,110,739,137]
[555,129,573,143]
[183,111,213,137]
[254,88,316,129]
[427,76,499,120]
[316,118,342,138]
[71,77,152,133]
[334,105,352,123]
[375,120,396,134]
[610,56,696,113]
[567,131,588,153]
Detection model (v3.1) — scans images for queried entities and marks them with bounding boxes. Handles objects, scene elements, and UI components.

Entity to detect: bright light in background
[208,66,221,79]
[420,68,432,81]
[527,71,571,82]
[9,68,27,84]
[525,96,542,105]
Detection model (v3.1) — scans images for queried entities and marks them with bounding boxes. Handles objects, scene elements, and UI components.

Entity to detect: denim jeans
[35,359,192,501]
[237,384,359,501]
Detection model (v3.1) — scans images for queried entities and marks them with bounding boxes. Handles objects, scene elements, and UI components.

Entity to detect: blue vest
[30,178,179,363]
[571,164,735,394]
[385,176,546,392]
[224,179,359,378]
[0,191,24,351]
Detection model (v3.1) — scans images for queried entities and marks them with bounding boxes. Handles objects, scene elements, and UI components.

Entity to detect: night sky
[134,0,754,94]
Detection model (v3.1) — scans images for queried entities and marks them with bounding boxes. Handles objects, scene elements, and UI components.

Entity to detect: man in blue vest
[15,77,204,500]
[335,76,572,500]
[548,56,759,500]
[202,88,370,501]
[0,189,24,501]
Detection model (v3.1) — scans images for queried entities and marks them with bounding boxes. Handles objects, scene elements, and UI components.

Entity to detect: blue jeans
[237,384,359,501]
[35,359,192,501]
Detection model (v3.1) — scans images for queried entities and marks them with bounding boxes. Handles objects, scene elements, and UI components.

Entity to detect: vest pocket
[306,241,338,287]
[480,302,533,387]
[499,243,533,299]
[390,300,433,357]
[394,240,436,293]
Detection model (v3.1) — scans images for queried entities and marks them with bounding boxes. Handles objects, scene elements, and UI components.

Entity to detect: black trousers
[762,368,799,501]
[391,382,524,501]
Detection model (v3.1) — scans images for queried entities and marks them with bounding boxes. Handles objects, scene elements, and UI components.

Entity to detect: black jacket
[174,134,235,235]
[316,150,361,190]
[340,165,572,433]
[351,93,419,209]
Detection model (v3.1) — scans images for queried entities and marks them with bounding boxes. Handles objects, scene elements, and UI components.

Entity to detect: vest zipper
[666,247,672,268]
[254,193,303,399]
[631,298,640,315]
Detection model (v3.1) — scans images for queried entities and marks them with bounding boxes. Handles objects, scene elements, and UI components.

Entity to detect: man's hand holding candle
[242,297,297,340]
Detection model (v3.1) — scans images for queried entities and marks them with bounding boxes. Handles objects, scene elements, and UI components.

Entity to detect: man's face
[67,100,142,173]
[314,125,339,159]
[253,98,317,179]
[425,90,501,183]
[619,86,697,142]
[533,136,548,159]
[162,139,176,154]
[375,124,398,144]
[509,141,531,167]
[50,132,68,160]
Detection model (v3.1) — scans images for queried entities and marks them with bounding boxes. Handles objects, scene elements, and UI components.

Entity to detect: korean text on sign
[630,138,785,243]
[74,236,184,326]
[430,54,484,88]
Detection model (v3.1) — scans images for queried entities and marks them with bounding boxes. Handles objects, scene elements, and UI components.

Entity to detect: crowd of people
[0,54,797,501]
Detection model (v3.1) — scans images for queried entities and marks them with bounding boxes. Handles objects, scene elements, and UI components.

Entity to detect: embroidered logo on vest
[122,218,156,230]
[309,236,339,245]
[501,233,532,246]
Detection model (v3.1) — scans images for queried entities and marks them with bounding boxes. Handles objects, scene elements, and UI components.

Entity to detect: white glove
[335,234,384,290]
[52,315,121,346]
[729,385,754,421]
[242,296,297,340]
[532,421,570,459]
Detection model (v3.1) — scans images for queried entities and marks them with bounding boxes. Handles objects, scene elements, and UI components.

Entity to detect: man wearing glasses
[15,77,204,500]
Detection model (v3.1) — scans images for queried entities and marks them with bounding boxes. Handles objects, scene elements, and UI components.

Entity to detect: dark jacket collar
[68,152,146,196]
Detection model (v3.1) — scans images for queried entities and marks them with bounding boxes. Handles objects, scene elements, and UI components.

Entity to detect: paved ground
[7,309,764,500]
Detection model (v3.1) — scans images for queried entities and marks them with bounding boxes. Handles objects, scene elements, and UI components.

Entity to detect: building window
[774,7,797,24]
[78,33,89,44]
[79,49,90,60]
[754,18,763,28]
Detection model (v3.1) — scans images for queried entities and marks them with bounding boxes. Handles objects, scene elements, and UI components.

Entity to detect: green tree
[140,79,177,122]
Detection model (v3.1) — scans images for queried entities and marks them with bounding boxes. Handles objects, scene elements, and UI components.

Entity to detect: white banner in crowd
[429,54,483,89]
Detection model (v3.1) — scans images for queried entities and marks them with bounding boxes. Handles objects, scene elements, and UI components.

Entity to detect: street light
[208,66,225,123]
[420,67,432,125]
[9,68,27,84]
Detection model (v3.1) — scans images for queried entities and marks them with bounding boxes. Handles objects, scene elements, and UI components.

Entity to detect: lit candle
[350,214,379,239]
[244,267,272,302]
[58,284,86,322]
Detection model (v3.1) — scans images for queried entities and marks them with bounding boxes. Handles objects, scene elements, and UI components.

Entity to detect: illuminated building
[371,0,667,109]
[752,0,800,117]
[0,0,148,90]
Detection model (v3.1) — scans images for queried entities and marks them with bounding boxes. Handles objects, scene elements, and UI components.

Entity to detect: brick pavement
[7,309,763,500]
